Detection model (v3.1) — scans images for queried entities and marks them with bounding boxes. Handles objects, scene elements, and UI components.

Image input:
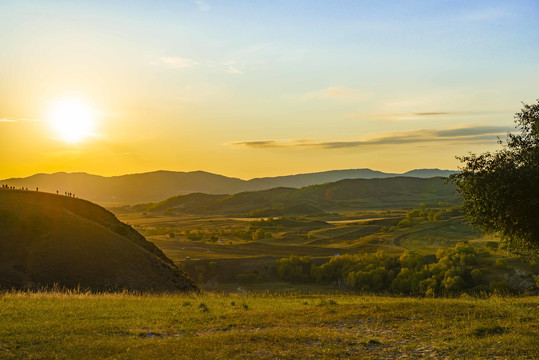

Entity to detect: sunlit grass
[1,291,537,359]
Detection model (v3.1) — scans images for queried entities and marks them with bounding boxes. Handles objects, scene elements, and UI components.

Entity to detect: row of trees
[275,243,526,295]
[159,227,272,242]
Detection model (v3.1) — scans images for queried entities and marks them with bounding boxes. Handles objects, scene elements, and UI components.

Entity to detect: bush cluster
[276,243,518,296]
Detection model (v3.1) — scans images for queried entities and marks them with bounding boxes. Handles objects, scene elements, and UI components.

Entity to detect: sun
[48,98,96,143]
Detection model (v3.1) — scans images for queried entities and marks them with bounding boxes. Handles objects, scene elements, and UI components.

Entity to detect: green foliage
[251,228,272,240]
[407,209,424,218]
[449,100,539,253]
[427,212,439,222]
[215,226,272,241]
[186,230,203,241]
[489,280,513,294]
[275,255,313,282]
[397,218,412,228]
[311,252,398,291]
[405,207,444,222]
[470,269,483,284]
[399,250,425,270]
[287,242,508,296]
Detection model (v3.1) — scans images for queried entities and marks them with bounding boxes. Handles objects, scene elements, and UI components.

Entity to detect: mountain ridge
[1,168,456,206]
[114,176,459,216]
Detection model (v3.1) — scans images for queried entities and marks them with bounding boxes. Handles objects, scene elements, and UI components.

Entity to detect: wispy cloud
[344,111,496,121]
[230,125,512,150]
[222,61,242,74]
[151,57,199,69]
[0,118,39,122]
[193,0,210,11]
[232,140,284,149]
[414,112,451,117]
[227,67,242,74]
[303,86,366,101]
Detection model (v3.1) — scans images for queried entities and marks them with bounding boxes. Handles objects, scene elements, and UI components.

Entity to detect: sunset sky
[1,0,538,179]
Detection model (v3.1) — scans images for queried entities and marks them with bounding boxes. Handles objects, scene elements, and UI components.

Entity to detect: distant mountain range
[114,177,459,216]
[0,168,456,206]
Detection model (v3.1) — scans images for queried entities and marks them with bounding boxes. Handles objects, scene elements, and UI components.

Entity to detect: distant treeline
[275,243,537,296]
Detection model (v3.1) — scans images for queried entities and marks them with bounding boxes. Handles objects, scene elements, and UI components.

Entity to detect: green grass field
[116,209,538,293]
[1,292,537,359]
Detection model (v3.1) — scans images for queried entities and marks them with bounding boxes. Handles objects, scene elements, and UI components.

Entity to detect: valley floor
[0,292,537,359]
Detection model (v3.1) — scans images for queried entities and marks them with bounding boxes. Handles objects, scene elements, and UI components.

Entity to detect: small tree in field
[449,100,539,253]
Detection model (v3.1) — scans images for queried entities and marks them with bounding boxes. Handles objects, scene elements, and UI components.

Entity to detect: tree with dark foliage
[449,100,539,253]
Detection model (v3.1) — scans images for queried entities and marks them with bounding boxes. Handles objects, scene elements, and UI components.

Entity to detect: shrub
[407,209,423,218]
[397,218,412,228]
[276,255,312,282]
[489,280,512,294]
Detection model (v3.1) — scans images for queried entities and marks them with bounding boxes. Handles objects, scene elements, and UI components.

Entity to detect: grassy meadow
[117,208,538,294]
[2,191,538,359]
[1,291,537,359]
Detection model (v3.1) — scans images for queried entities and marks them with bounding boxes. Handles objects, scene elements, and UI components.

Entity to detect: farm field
[1,292,537,359]
[116,207,537,293]
[117,209,479,263]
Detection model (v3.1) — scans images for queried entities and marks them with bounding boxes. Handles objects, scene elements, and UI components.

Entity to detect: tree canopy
[449,100,539,253]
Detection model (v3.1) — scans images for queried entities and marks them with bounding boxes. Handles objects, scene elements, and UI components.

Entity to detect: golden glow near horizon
[47,98,97,143]
[1,1,538,180]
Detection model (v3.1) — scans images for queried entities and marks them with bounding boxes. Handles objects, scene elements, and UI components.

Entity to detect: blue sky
[1,0,538,178]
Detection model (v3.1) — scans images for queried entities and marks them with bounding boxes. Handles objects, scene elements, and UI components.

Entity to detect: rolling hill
[1,168,456,206]
[115,176,459,215]
[0,189,198,292]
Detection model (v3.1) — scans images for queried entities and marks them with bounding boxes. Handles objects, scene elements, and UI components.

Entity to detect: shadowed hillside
[0,189,198,292]
[116,177,459,216]
[1,168,455,206]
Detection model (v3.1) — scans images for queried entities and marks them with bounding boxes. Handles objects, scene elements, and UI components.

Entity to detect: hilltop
[0,189,198,292]
[1,168,455,205]
[115,176,458,216]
